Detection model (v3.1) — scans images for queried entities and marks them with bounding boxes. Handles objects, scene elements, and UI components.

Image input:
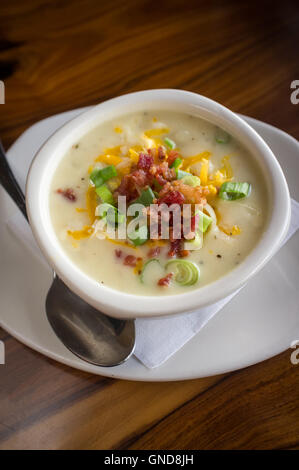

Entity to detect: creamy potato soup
[50,111,268,295]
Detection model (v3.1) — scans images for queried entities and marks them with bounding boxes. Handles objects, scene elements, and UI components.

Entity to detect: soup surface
[49,111,268,295]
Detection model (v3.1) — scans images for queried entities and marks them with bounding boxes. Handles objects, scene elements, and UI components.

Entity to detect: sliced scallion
[215,128,230,144]
[176,169,190,180]
[164,137,176,150]
[219,182,251,200]
[196,210,212,232]
[135,187,155,206]
[140,258,163,284]
[95,184,114,205]
[90,165,117,187]
[165,259,200,286]
[170,157,182,170]
[128,224,148,246]
[181,175,201,187]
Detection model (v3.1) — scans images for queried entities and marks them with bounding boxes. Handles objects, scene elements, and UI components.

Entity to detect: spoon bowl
[46,276,135,366]
[0,141,136,367]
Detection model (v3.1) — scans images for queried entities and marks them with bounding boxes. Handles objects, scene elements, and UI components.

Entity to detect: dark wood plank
[0,0,298,450]
[123,351,299,450]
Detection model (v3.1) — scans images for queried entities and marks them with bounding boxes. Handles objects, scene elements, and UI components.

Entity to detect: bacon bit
[172,180,209,205]
[158,190,185,206]
[57,188,77,202]
[157,272,173,287]
[156,161,176,182]
[157,146,166,161]
[178,250,190,258]
[168,239,182,257]
[115,169,153,202]
[123,255,137,267]
[115,249,123,258]
[155,173,167,187]
[147,246,161,258]
[137,152,154,171]
[167,150,180,167]
[115,153,175,201]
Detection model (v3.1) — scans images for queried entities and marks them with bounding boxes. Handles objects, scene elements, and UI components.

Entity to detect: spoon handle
[0,141,28,220]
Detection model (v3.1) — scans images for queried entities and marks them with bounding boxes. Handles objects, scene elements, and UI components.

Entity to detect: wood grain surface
[0,0,298,450]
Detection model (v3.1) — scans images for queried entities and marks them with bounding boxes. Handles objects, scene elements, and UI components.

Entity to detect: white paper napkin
[6,199,299,368]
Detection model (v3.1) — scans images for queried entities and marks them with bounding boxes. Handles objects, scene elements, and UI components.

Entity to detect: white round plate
[0,108,298,381]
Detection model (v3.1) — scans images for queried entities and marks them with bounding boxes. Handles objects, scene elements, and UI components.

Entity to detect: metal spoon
[0,142,135,366]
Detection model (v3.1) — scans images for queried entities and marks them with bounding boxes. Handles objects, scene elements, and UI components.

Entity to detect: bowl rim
[26,89,291,318]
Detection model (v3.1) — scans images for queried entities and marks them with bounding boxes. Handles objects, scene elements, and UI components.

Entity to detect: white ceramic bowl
[26,89,291,319]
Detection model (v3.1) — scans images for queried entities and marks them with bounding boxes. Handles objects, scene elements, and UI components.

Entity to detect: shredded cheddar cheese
[214,207,241,236]
[219,225,241,236]
[67,225,94,240]
[144,128,170,137]
[206,184,218,197]
[75,207,87,213]
[199,158,210,185]
[181,151,211,171]
[133,258,143,275]
[86,186,98,224]
[128,147,141,163]
[104,237,138,250]
[95,154,122,166]
[220,155,233,179]
[142,135,164,153]
[103,145,122,155]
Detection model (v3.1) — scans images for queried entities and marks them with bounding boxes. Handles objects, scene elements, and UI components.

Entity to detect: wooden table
[0,0,298,450]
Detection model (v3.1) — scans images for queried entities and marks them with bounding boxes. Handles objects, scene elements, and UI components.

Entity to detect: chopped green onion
[181,175,201,187]
[100,165,117,181]
[164,137,176,150]
[196,210,212,232]
[99,204,125,226]
[95,184,114,205]
[184,232,203,251]
[140,258,163,284]
[165,259,200,286]
[154,180,163,192]
[215,128,231,144]
[170,157,182,170]
[176,169,190,180]
[128,224,148,246]
[219,182,251,200]
[135,187,155,206]
[90,165,117,187]
[90,169,104,187]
